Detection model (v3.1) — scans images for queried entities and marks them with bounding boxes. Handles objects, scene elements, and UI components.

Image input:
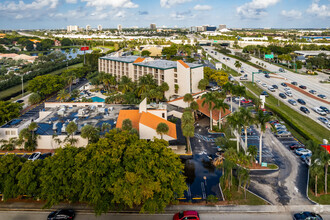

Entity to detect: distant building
[98,55,204,99]
[150,23,156,29]
[67,25,79,32]
[218,24,226,30]
[206,26,216,32]
[86,25,91,31]
[0,33,5,38]
[294,50,330,57]
[117,24,122,31]
[97,25,102,31]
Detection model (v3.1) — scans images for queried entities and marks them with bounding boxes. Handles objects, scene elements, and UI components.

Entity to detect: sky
[0,0,329,29]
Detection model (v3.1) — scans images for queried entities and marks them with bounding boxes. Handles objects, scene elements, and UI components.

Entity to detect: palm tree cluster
[104,74,169,104]
[307,140,330,196]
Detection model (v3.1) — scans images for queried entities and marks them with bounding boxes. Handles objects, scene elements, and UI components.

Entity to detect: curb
[306,168,318,205]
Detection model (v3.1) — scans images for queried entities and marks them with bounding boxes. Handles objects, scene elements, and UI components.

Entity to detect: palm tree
[213,99,229,130]
[222,82,234,112]
[28,122,38,141]
[234,61,242,71]
[227,111,242,152]
[122,118,132,131]
[190,100,199,120]
[239,107,254,152]
[65,49,70,69]
[181,110,195,154]
[156,123,169,139]
[247,145,258,164]
[319,149,330,194]
[235,85,246,108]
[81,124,100,144]
[224,148,238,190]
[65,121,78,145]
[183,93,194,107]
[57,89,70,102]
[101,123,111,134]
[310,162,323,196]
[254,109,272,164]
[239,168,250,199]
[201,92,217,131]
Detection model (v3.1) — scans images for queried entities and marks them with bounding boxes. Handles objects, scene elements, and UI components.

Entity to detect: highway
[1,211,330,220]
[203,46,330,130]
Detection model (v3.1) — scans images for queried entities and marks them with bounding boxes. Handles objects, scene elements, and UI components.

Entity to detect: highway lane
[203,47,330,130]
[2,211,329,220]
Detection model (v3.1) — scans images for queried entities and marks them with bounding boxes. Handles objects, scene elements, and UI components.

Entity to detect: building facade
[67,25,79,32]
[150,23,156,29]
[98,55,204,99]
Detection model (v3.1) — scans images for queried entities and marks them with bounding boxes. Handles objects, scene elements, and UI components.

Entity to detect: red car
[241,99,252,104]
[173,211,200,220]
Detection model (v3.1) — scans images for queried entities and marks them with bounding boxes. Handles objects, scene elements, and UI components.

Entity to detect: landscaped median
[242,81,330,144]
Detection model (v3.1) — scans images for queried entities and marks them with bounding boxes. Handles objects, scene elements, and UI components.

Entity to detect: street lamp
[203,176,207,203]
[21,74,24,98]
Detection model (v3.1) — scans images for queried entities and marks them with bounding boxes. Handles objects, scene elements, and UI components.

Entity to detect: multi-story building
[97,25,102,31]
[67,25,79,32]
[219,24,227,30]
[86,25,91,31]
[150,23,156,29]
[117,24,122,31]
[98,55,204,99]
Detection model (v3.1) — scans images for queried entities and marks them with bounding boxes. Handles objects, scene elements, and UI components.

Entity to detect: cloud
[66,0,78,3]
[138,11,149,15]
[160,0,192,8]
[306,0,330,18]
[81,0,138,10]
[236,0,280,19]
[281,9,302,19]
[193,4,212,11]
[170,10,193,20]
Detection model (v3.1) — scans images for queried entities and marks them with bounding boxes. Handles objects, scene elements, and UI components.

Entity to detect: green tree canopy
[28,75,65,97]
[0,101,23,126]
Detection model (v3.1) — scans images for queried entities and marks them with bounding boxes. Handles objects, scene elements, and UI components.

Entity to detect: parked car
[297,99,306,105]
[289,143,305,150]
[28,152,41,161]
[281,82,287,87]
[318,117,329,124]
[295,148,312,156]
[317,94,327,99]
[276,130,291,137]
[47,209,75,220]
[299,85,307,89]
[291,81,298,85]
[268,86,275,92]
[301,155,311,166]
[241,99,253,105]
[39,153,52,160]
[319,106,329,114]
[265,74,270,78]
[261,91,269,97]
[284,87,291,91]
[288,99,297,106]
[240,76,248,80]
[256,80,261,84]
[293,212,323,220]
[309,90,317,94]
[279,68,285,72]
[16,100,24,103]
[241,128,253,135]
[285,91,293,97]
[262,83,267,87]
[279,93,287,99]
[312,107,327,116]
[272,85,278,89]
[300,106,310,114]
[258,69,263,73]
[210,86,219,91]
[173,211,200,220]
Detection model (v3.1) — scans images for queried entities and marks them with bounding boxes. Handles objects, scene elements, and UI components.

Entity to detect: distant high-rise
[67,25,79,32]
[86,25,91,31]
[150,23,156,29]
[117,24,122,31]
[219,24,227,30]
[97,25,102,31]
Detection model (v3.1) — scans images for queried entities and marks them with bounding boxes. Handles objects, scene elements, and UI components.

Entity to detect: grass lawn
[243,82,330,143]
[222,63,241,76]
[0,63,83,101]
[100,45,115,50]
[308,188,330,205]
[221,182,269,205]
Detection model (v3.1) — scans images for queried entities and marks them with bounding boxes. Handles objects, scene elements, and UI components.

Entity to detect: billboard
[80,46,89,51]
[265,54,274,59]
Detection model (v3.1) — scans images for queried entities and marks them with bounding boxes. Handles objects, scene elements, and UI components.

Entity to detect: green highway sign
[265,54,274,59]
[214,40,218,43]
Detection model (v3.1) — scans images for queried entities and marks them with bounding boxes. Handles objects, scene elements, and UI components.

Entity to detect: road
[203,46,330,130]
[1,211,327,220]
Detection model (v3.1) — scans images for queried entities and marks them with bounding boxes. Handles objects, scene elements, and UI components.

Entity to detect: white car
[295,148,312,156]
[268,86,275,92]
[285,91,293,97]
[210,86,219,91]
[28,152,41,161]
[312,107,327,116]
[262,83,267,87]
[256,80,261,84]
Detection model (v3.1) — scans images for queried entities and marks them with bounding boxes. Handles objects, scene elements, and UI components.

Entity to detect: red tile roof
[116,110,141,130]
[178,60,189,68]
[196,98,231,121]
[133,57,145,63]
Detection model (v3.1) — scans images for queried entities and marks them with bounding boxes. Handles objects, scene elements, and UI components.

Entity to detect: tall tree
[198,78,209,91]
[183,93,194,107]
[222,82,234,112]
[122,119,132,131]
[0,101,23,126]
[156,123,169,139]
[181,109,195,154]
[213,98,229,130]
[81,125,100,144]
[254,110,272,164]
[239,107,254,152]
[201,92,217,131]
[227,111,242,152]
[65,121,78,145]
[235,85,246,108]
[234,61,242,71]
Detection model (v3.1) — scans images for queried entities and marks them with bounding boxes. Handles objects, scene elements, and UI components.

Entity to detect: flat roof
[294,50,330,56]
[134,60,203,70]
[100,55,140,63]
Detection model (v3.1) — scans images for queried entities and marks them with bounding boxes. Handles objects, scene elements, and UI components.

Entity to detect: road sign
[214,40,218,43]
[80,46,89,51]
[261,162,268,167]
[265,54,274,59]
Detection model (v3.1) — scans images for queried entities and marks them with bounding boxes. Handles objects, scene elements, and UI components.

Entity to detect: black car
[261,91,269,97]
[265,74,270,78]
[297,99,306,105]
[300,106,310,114]
[293,212,322,220]
[16,100,24,103]
[319,106,329,114]
[317,94,327,99]
[48,209,75,220]
[281,82,287,87]
[291,81,298,85]
[299,85,307,89]
[309,90,317,94]
[279,93,287,99]
[258,69,263,73]
[39,152,52,160]
[272,85,278,89]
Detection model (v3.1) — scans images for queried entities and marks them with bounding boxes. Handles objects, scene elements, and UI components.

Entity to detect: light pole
[203,176,207,203]
[21,74,24,98]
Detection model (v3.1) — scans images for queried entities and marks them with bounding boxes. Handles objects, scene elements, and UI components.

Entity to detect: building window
[5,130,10,135]
[174,79,178,83]
[162,113,165,118]
[11,131,16,135]
[174,74,177,78]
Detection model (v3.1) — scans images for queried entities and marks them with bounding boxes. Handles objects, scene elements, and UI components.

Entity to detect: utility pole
[21,74,24,98]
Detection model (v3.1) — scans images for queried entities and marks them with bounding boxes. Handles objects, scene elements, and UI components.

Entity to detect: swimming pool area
[91,96,105,102]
